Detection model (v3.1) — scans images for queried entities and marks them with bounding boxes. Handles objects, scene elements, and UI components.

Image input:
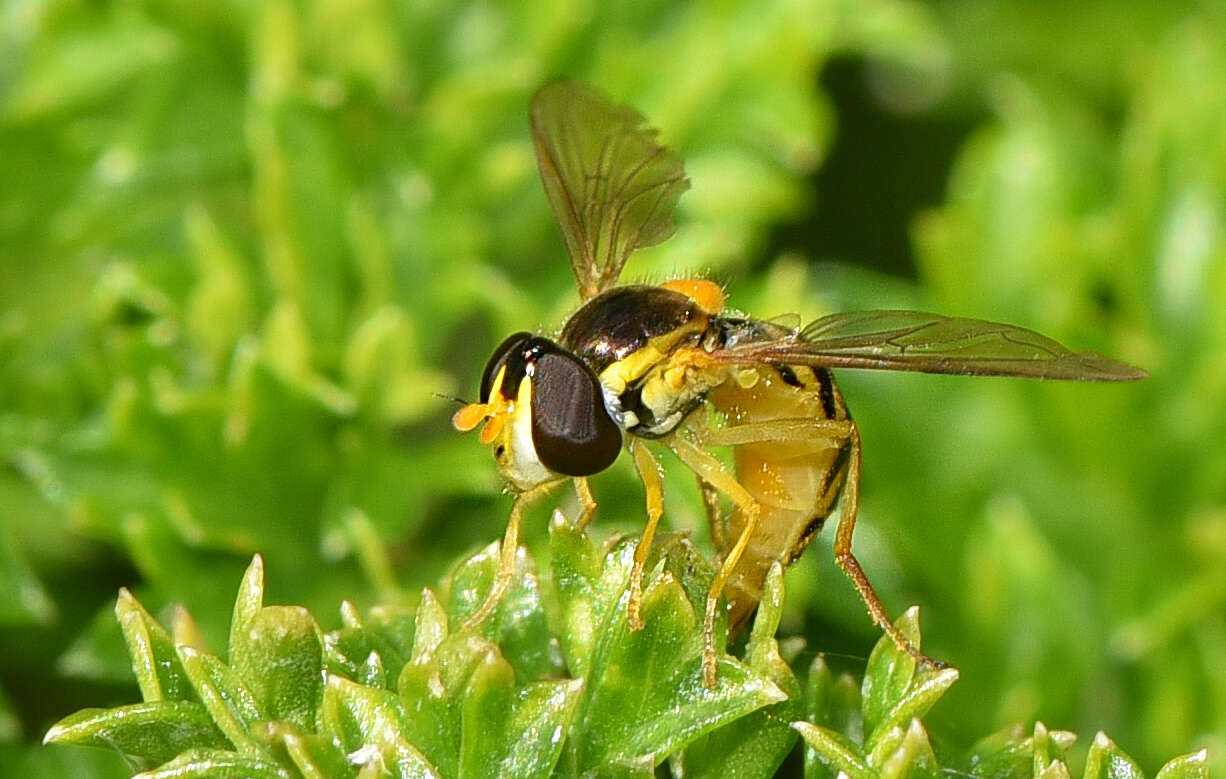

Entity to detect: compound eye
[480,332,533,402]
[530,350,622,476]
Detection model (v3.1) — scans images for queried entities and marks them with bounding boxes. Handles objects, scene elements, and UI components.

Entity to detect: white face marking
[494,375,559,492]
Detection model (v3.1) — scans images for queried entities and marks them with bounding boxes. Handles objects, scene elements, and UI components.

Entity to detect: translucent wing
[715,310,1147,380]
[530,81,689,298]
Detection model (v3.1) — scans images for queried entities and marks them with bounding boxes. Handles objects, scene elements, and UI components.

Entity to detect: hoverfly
[454,81,1146,686]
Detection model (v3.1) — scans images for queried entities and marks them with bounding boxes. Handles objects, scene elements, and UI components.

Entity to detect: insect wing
[530,81,689,298]
[715,310,1147,380]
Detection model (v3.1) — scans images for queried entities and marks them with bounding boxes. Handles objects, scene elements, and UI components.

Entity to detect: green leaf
[1083,732,1145,779]
[115,588,194,703]
[801,610,958,779]
[805,654,864,742]
[549,513,624,680]
[396,626,581,777]
[1155,749,1210,779]
[961,724,1077,779]
[324,605,416,689]
[134,748,291,779]
[439,532,565,680]
[255,720,355,779]
[1032,722,1074,776]
[176,647,266,756]
[41,527,1207,778]
[229,605,324,730]
[43,701,229,766]
[861,606,922,736]
[679,562,801,779]
[566,559,785,771]
[319,674,439,778]
[859,609,958,756]
[229,556,266,658]
[794,721,873,779]
[458,656,583,777]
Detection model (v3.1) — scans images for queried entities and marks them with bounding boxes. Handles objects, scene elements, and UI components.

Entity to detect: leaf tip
[42,723,64,745]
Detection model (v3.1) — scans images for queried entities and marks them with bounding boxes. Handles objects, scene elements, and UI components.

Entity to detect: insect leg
[461,481,554,631]
[665,434,761,687]
[697,476,726,553]
[834,423,946,669]
[703,418,852,447]
[628,440,665,631]
[574,477,597,529]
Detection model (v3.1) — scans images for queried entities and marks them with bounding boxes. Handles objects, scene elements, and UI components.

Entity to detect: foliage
[45,533,1208,778]
[1,0,1223,776]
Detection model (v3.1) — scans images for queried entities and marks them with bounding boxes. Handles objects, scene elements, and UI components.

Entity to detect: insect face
[455,333,622,493]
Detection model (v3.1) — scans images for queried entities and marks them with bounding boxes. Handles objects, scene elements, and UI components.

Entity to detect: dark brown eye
[530,350,622,476]
[480,332,533,402]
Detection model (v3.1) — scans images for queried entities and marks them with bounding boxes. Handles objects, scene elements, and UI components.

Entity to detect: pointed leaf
[866,666,958,756]
[230,605,324,730]
[877,719,940,779]
[1155,749,1209,779]
[255,720,354,779]
[442,537,564,680]
[134,748,291,779]
[460,652,583,777]
[44,701,229,765]
[862,605,921,736]
[1083,732,1145,779]
[229,556,265,657]
[396,634,494,775]
[805,654,864,744]
[177,647,265,755]
[680,562,800,779]
[320,674,439,778]
[410,588,447,662]
[548,512,628,678]
[793,721,872,779]
[116,589,193,702]
[1033,722,1072,776]
[569,570,784,770]
[962,724,1038,779]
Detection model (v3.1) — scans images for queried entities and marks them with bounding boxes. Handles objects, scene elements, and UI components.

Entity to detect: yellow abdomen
[709,365,850,631]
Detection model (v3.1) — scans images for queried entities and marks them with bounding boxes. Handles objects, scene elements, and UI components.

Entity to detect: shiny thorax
[562,283,728,439]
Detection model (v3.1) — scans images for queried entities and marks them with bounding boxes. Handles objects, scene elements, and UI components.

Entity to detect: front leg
[627,440,664,632]
[461,481,555,631]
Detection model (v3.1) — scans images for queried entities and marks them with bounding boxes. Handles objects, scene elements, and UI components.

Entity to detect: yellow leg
[696,476,725,553]
[703,418,852,447]
[462,482,553,631]
[666,434,761,687]
[628,441,665,631]
[574,477,597,529]
[834,424,945,669]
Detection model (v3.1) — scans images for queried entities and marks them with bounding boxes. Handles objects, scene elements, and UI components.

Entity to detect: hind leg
[832,423,945,669]
[720,419,944,668]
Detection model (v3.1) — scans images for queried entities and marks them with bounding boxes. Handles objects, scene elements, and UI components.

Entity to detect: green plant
[45,523,1205,777]
[4,0,1225,775]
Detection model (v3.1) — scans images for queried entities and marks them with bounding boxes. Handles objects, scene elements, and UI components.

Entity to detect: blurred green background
[2,0,1223,775]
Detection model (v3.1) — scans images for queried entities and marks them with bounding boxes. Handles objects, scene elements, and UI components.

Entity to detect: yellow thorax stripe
[598,319,710,395]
